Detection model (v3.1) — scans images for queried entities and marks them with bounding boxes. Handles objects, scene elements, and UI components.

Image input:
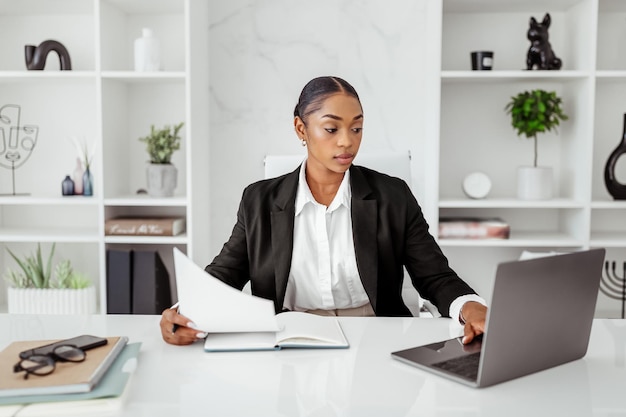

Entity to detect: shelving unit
[0,0,209,313]
[435,0,626,317]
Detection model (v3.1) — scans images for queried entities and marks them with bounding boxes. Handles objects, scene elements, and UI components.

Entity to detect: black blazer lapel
[270,167,299,312]
[350,166,379,312]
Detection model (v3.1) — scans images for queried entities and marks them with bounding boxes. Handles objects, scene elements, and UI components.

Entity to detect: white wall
[207,0,440,257]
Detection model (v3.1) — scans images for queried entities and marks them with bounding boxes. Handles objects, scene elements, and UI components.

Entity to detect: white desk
[1,314,626,416]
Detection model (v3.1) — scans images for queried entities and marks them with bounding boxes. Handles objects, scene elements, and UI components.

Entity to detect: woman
[161,76,487,345]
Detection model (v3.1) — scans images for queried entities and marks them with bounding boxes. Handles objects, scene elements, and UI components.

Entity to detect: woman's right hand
[160,307,207,345]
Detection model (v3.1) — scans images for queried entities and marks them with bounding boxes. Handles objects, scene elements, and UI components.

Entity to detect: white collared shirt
[282,159,486,319]
[283,160,370,311]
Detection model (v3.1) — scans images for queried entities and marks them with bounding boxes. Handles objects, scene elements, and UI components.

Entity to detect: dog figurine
[526,13,562,70]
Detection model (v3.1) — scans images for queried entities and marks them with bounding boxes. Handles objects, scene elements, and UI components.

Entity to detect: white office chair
[262,151,430,317]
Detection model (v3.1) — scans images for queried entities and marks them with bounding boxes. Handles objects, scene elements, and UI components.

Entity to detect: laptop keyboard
[432,352,481,381]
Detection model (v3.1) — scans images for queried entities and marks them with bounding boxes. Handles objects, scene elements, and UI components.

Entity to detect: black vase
[62,175,74,196]
[604,113,626,200]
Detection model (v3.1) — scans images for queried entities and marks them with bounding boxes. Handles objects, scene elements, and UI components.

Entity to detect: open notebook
[204,311,349,352]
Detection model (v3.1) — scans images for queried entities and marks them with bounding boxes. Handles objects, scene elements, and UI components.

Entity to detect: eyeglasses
[13,344,86,379]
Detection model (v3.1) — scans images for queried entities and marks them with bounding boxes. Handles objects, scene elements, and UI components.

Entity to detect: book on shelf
[0,336,128,398]
[438,217,510,239]
[106,249,133,314]
[106,249,173,315]
[132,250,173,315]
[104,217,185,236]
[203,311,349,352]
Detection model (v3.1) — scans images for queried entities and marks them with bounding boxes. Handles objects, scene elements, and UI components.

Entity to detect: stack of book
[0,336,140,414]
[438,217,510,240]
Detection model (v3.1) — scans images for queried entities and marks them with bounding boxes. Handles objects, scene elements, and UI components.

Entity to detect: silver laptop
[391,248,605,388]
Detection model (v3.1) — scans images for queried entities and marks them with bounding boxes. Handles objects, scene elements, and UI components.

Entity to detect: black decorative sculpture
[601,261,626,319]
[604,113,626,199]
[0,105,39,196]
[526,13,562,70]
[24,40,72,70]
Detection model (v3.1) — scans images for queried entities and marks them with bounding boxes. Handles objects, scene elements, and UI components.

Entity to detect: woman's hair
[294,76,361,123]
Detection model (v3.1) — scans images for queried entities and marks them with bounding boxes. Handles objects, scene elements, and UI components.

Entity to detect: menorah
[601,260,626,319]
[0,104,39,196]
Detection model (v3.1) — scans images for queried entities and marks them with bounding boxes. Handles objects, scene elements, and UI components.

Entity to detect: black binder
[131,250,172,314]
[106,249,133,314]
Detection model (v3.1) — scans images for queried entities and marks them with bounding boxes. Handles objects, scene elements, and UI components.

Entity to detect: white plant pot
[146,163,177,197]
[8,286,97,314]
[517,166,553,200]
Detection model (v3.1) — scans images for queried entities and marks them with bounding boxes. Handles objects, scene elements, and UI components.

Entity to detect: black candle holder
[601,260,626,319]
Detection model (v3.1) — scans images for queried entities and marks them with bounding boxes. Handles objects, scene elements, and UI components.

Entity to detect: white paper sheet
[173,248,279,333]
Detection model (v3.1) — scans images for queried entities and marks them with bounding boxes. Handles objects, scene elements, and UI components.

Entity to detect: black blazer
[205,165,477,317]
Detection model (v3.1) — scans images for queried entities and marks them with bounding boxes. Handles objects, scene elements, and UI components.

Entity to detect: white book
[203,311,349,352]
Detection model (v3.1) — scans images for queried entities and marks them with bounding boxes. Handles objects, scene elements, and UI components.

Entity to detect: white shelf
[591,200,626,209]
[0,71,97,83]
[439,198,585,209]
[441,70,589,83]
[104,195,188,207]
[0,197,100,206]
[104,234,188,245]
[443,0,585,13]
[438,232,583,248]
[596,71,626,81]
[100,71,186,82]
[436,0,619,318]
[0,0,210,314]
[0,228,100,243]
[590,233,626,247]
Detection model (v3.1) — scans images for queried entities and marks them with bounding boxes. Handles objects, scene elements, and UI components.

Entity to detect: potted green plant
[4,243,96,314]
[505,89,568,200]
[139,122,184,197]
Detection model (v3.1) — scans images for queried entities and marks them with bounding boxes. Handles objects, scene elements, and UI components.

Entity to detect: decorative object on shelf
[471,51,493,70]
[139,122,184,197]
[134,28,160,72]
[438,217,510,240]
[601,260,626,319]
[61,175,74,196]
[462,172,491,199]
[72,157,84,195]
[4,243,95,314]
[604,113,626,200]
[83,166,93,196]
[505,89,568,200]
[24,39,72,70]
[526,13,562,70]
[0,104,39,196]
[105,217,186,236]
[71,136,96,197]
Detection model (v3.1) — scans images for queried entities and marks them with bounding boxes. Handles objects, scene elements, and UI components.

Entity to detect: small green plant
[54,260,91,289]
[4,243,91,289]
[139,122,184,164]
[505,89,568,167]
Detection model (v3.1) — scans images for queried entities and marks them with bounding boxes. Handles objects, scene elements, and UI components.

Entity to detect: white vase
[517,166,553,200]
[146,163,178,197]
[8,286,97,314]
[134,28,160,72]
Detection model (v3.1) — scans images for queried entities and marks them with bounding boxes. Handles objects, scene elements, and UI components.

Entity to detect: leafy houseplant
[139,122,183,164]
[505,89,568,167]
[4,243,95,314]
[505,89,568,200]
[138,122,184,197]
